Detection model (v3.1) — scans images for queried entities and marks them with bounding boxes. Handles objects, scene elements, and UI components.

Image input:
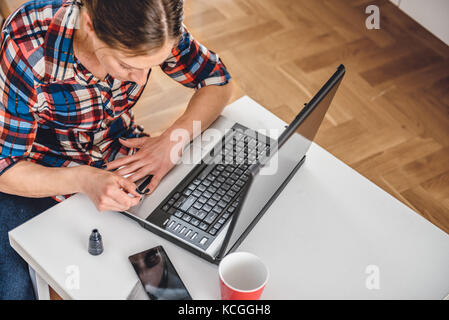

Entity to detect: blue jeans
[0,192,58,300]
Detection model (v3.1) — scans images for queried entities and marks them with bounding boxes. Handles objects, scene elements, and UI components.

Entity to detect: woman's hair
[81,0,184,55]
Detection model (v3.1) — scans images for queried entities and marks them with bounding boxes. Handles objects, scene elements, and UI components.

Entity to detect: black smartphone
[128,245,192,300]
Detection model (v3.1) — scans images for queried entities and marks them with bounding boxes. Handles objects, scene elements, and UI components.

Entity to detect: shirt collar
[40,0,119,88]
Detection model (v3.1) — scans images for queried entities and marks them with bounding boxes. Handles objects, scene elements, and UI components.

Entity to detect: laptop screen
[218,65,346,260]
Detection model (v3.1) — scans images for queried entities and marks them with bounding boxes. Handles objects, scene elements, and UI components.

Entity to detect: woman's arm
[0,160,142,212]
[0,160,83,197]
[161,81,234,148]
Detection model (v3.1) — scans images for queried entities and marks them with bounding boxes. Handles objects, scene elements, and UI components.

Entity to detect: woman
[0,0,233,299]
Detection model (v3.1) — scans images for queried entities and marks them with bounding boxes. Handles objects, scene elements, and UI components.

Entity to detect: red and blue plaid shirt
[0,0,231,202]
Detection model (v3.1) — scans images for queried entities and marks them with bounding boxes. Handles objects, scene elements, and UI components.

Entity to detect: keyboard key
[168,198,176,205]
[188,207,198,216]
[180,195,197,211]
[222,183,231,191]
[202,180,211,187]
[188,184,196,191]
[205,212,218,224]
[190,218,200,226]
[227,206,235,213]
[182,214,192,222]
[193,190,202,197]
[230,173,239,180]
[222,213,230,219]
[214,222,222,230]
[217,188,226,196]
[174,196,186,209]
[209,228,218,236]
[203,191,212,198]
[193,179,201,185]
[218,200,227,208]
[162,204,170,211]
[223,195,232,202]
[196,210,207,220]
[168,207,176,215]
[198,196,207,204]
[207,186,217,193]
[212,194,221,201]
[200,237,208,245]
[173,192,181,199]
[213,206,223,214]
[219,218,226,224]
[231,185,241,192]
[199,222,208,231]
[236,179,245,187]
[174,210,183,218]
[202,204,212,212]
[193,201,203,210]
[183,189,192,196]
[207,199,217,207]
[197,184,207,192]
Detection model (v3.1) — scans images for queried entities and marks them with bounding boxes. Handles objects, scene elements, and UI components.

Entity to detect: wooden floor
[135,0,449,235]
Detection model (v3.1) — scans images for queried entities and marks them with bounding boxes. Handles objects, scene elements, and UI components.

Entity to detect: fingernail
[120,137,128,140]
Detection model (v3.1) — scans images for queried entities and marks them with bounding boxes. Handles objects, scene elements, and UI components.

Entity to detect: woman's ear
[81,8,95,36]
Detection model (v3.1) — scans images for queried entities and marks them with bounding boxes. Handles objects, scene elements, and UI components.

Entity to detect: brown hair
[81,0,184,55]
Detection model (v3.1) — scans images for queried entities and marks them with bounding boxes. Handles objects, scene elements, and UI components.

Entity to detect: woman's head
[79,0,184,84]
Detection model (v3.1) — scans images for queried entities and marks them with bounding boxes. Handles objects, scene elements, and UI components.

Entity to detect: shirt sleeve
[0,34,38,176]
[160,25,231,90]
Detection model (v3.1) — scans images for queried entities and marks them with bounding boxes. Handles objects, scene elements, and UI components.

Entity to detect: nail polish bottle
[88,229,104,256]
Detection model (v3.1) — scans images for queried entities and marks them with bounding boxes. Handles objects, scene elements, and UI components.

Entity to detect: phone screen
[129,246,192,300]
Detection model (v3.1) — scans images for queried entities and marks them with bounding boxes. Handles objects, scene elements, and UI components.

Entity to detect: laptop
[122,65,346,264]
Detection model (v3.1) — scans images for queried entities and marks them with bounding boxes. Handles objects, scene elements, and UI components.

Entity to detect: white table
[9,96,449,300]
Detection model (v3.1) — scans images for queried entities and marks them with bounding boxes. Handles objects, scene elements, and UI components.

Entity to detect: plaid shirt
[0,0,231,202]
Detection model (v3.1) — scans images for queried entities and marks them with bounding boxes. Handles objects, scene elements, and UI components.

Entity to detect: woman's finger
[117,176,142,199]
[105,153,140,170]
[126,167,154,183]
[115,160,151,177]
[145,175,161,195]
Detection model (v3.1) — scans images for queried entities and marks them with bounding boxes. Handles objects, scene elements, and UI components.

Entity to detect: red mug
[218,252,269,300]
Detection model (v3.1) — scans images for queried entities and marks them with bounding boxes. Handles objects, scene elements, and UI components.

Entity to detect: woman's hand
[78,165,142,212]
[104,133,186,194]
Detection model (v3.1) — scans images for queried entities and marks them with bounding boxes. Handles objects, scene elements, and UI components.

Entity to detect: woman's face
[81,8,176,86]
[93,39,176,86]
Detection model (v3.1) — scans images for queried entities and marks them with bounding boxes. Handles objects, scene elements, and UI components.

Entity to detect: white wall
[391,0,449,46]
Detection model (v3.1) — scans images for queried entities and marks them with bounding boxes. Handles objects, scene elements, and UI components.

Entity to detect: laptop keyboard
[152,125,273,249]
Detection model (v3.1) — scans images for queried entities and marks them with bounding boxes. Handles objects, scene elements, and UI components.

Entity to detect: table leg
[28,265,50,300]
